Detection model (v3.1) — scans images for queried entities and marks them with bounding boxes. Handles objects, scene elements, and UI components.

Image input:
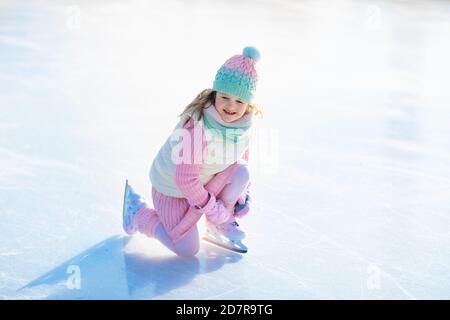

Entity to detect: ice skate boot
[203,219,248,253]
[122,179,146,235]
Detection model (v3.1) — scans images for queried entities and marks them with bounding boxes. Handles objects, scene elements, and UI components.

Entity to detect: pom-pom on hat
[212,46,260,103]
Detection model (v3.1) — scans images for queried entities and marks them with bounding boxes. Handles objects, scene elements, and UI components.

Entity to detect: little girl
[122,47,262,257]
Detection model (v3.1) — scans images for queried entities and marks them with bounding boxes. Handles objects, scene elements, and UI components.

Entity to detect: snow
[1,0,450,299]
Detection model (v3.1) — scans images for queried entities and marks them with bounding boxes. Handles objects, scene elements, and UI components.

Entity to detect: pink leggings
[135,163,250,257]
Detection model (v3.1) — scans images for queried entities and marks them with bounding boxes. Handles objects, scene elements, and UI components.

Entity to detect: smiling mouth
[224,110,236,115]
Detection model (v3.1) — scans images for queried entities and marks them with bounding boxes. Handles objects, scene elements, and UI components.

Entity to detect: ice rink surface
[1,0,450,299]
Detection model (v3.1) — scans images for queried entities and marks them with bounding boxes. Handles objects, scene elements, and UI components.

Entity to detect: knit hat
[212,46,260,103]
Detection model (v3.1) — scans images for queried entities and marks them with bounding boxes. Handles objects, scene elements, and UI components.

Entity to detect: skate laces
[207,219,241,232]
[222,220,241,232]
[230,221,239,227]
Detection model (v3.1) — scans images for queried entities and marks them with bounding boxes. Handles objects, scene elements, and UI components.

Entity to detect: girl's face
[214,92,249,123]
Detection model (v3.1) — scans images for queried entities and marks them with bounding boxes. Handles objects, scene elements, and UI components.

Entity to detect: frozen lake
[1,0,450,299]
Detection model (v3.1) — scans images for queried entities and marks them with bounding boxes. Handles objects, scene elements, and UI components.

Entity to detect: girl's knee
[234,164,250,184]
[174,242,200,258]
[173,227,200,257]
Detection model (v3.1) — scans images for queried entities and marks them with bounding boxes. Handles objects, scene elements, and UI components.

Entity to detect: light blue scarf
[202,104,253,144]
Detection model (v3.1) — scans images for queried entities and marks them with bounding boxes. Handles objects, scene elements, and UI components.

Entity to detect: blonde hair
[179,88,263,121]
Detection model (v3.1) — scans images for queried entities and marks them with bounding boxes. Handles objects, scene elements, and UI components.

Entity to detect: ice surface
[1,0,450,299]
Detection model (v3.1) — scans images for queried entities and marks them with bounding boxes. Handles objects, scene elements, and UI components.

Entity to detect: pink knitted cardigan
[174,113,250,208]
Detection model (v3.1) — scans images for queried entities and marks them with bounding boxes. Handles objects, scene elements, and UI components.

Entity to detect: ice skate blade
[202,235,248,254]
[122,179,133,235]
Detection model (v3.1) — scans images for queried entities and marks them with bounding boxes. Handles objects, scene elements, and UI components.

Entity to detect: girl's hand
[204,199,233,225]
[194,193,233,225]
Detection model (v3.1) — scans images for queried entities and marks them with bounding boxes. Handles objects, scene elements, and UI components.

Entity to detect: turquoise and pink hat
[212,46,260,104]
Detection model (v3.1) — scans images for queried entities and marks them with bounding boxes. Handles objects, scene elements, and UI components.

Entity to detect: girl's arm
[174,118,210,208]
[169,117,232,242]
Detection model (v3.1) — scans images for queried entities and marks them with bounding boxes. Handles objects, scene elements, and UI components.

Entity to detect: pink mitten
[195,193,233,225]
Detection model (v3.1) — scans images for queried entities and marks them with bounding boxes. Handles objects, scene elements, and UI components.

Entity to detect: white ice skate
[203,219,248,254]
[122,179,146,235]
